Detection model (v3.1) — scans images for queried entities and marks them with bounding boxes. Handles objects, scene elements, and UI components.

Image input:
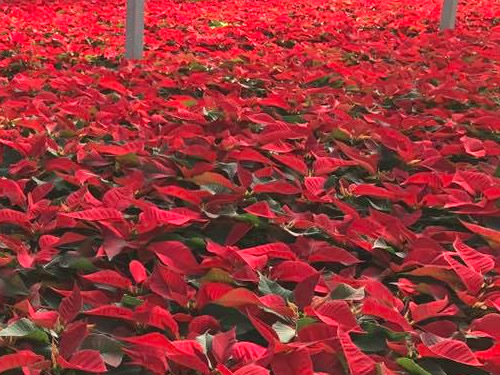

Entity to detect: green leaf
[58,252,97,272]
[276,39,296,49]
[120,295,143,307]
[378,145,401,171]
[328,128,350,141]
[329,79,344,88]
[296,317,317,331]
[373,238,397,255]
[105,366,145,375]
[217,162,238,180]
[416,360,447,375]
[396,358,432,375]
[258,274,293,300]
[208,20,230,28]
[186,237,206,250]
[351,332,388,353]
[330,283,365,300]
[195,331,213,356]
[235,213,262,227]
[201,268,234,284]
[1,273,29,297]
[181,98,198,107]
[366,198,392,212]
[0,146,23,175]
[282,114,306,124]
[306,75,332,88]
[0,318,49,343]
[202,305,254,336]
[81,334,123,367]
[361,322,408,341]
[116,153,140,167]
[203,107,225,122]
[272,321,296,343]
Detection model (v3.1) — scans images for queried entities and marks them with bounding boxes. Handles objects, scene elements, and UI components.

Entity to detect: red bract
[59,321,88,359]
[58,285,83,324]
[0,351,46,373]
[57,350,107,373]
[0,0,498,373]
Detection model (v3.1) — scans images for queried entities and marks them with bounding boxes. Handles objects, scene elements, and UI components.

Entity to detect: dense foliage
[0,0,499,374]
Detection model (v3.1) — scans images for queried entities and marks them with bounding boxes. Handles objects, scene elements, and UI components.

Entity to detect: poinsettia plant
[0,0,499,374]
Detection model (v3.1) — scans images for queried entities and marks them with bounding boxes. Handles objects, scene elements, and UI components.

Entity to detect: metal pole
[440,0,458,31]
[125,0,145,59]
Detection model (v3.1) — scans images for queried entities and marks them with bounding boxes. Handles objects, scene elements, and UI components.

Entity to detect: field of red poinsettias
[0,0,499,373]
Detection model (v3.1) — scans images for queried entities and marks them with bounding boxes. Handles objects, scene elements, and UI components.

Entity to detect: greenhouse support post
[125,0,144,59]
[440,0,458,30]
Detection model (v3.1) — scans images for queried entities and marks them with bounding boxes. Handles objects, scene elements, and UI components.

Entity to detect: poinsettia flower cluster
[0,0,499,374]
